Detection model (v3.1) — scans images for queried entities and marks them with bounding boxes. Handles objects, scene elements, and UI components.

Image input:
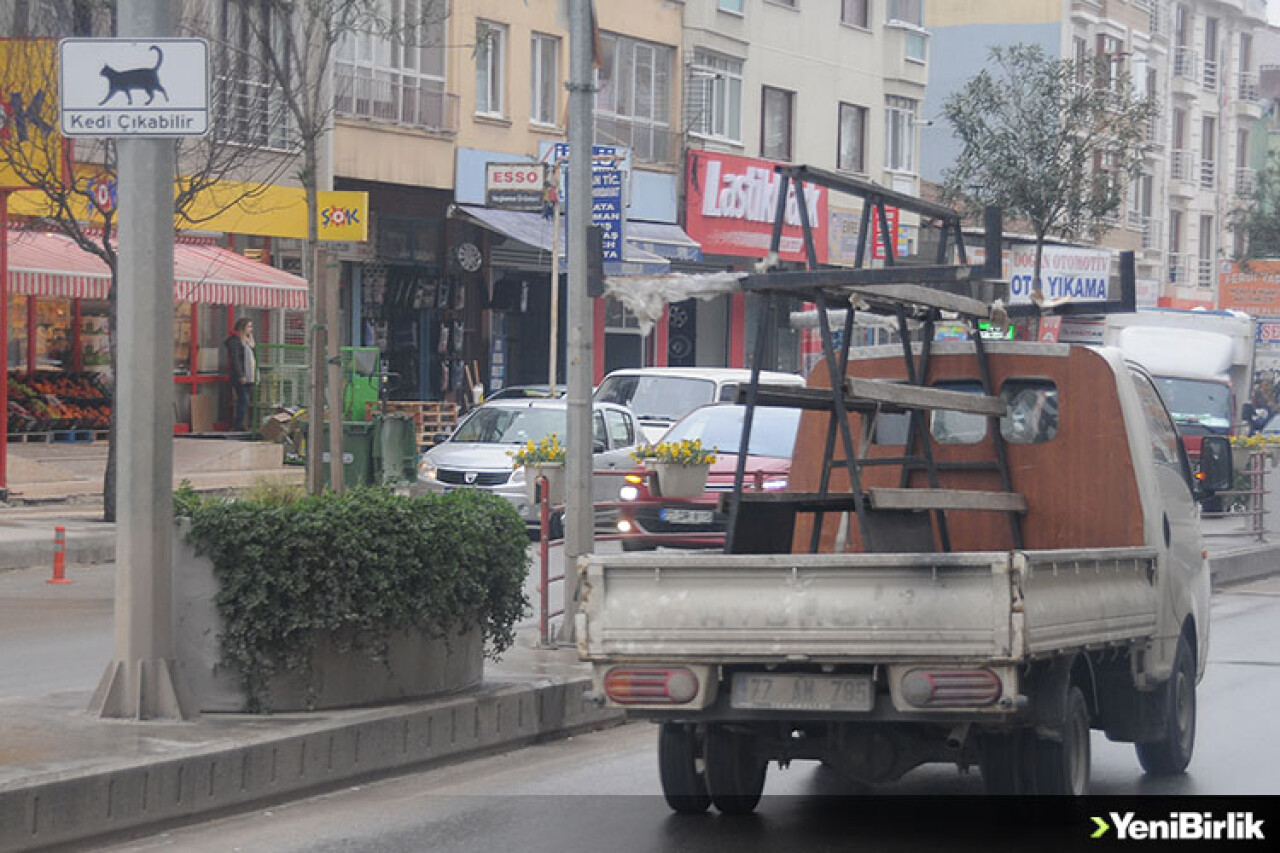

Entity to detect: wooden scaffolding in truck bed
[723,165,1133,556]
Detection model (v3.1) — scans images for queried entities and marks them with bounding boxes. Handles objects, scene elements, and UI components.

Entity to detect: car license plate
[730,673,873,712]
[660,508,714,525]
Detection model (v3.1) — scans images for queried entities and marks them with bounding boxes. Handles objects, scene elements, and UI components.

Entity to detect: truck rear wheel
[705,724,767,814]
[980,730,1033,794]
[657,723,711,814]
[1033,685,1091,795]
[1136,634,1196,775]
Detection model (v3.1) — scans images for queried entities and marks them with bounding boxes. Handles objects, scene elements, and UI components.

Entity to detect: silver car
[414,398,641,529]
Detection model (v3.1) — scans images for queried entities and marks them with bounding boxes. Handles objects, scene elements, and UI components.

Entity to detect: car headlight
[619,485,640,501]
[417,457,438,483]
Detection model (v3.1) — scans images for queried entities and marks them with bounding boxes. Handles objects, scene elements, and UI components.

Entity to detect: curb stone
[0,677,624,853]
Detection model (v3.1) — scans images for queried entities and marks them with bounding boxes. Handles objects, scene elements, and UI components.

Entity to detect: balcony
[334,68,459,134]
[1142,219,1163,257]
[1146,2,1167,40]
[1167,253,1193,286]
[1236,167,1258,197]
[1127,209,1147,231]
[1237,72,1265,119]
[212,75,297,151]
[1203,57,1219,93]
[1198,258,1215,288]
[1172,48,1199,96]
[1201,159,1216,190]
[1169,149,1196,196]
[595,115,678,165]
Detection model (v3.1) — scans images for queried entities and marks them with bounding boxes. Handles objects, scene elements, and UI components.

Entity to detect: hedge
[179,486,530,712]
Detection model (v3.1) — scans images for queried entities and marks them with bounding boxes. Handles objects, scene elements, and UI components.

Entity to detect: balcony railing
[1174,47,1199,82]
[1142,219,1163,253]
[1198,258,1215,288]
[1201,159,1216,189]
[1170,148,1194,182]
[334,67,459,134]
[1168,253,1193,286]
[595,114,678,164]
[1204,57,1219,92]
[1236,167,1258,197]
[212,75,297,150]
[1127,209,1147,231]
[1239,71,1260,102]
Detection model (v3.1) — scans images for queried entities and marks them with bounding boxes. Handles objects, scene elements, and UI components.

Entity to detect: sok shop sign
[1008,245,1112,307]
[685,150,828,264]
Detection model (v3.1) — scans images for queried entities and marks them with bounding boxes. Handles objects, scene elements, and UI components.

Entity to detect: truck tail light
[901,668,1001,708]
[603,667,699,704]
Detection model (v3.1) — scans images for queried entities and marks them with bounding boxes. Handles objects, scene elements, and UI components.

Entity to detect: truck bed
[578,547,1160,663]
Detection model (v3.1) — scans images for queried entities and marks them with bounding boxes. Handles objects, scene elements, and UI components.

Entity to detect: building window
[530,33,559,125]
[1198,214,1214,288]
[689,49,743,143]
[761,86,794,162]
[597,32,675,163]
[885,95,917,172]
[887,0,922,25]
[842,0,869,27]
[718,0,744,13]
[838,102,866,173]
[335,0,450,132]
[215,1,295,149]
[475,20,506,116]
[1201,115,1216,189]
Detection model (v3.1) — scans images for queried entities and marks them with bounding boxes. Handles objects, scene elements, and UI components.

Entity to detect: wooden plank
[735,383,878,413]
[868,488,1028,513]
[849,283,995,317]
[844,377,1007,416]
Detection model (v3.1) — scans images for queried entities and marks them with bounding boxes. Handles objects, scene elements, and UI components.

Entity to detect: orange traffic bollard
[47,525,71,585]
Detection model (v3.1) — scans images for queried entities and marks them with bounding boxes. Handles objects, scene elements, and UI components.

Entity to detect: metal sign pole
[89,0,191,719]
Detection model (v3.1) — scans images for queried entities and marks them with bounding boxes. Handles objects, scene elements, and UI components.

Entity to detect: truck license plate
[730,674,873,712]
[660,508,714,525]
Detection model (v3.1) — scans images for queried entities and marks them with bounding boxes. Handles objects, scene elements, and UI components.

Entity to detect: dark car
[615,403,801,550]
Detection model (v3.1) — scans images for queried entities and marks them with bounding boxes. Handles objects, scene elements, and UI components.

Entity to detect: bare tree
[0,4,298,520]
[940,44,1156,298]
[212,0,449,494]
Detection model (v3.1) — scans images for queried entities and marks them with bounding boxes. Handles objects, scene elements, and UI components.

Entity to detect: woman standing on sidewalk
[224,318,258,433]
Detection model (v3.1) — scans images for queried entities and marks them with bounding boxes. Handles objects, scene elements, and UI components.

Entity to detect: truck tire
[705,724,767,814]
[657,723,711,814]
[980,730,1033,794]
[1136,634,1196,775]
[1033,685,1091,795]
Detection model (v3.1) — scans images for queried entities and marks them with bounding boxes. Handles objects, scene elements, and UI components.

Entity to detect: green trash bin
[320,420,377,489]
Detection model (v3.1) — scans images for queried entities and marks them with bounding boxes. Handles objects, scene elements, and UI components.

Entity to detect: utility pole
[560,0,595,644]
[549,159,562,396]
[90,0,191,719]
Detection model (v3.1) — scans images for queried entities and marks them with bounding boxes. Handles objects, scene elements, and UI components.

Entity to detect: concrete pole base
[90,658,193,720]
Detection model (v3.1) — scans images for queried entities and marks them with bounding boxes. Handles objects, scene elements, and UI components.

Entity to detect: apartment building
[922,0,1268,311]
[678,0,930,371]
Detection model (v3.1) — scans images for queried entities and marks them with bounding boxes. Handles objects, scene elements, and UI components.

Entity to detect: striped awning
[4,230,311,310]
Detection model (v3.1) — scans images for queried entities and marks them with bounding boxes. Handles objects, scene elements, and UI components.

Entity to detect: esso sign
[486,163,543,187]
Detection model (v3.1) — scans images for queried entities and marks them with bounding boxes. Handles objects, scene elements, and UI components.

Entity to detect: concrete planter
[646,461,711,499]
[172,519,483,712]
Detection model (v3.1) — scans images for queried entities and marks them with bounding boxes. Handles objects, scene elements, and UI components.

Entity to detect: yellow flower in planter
[509,433,566,468]
[630,438,717,467]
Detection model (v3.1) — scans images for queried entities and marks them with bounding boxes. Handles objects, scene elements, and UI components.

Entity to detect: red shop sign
[684,151,828,264]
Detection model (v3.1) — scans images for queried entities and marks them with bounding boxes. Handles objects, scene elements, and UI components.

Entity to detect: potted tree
[631,439,718,499]
[511,433,566,505]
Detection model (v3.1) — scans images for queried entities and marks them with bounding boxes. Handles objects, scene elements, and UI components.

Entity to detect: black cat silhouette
[99,45,168,106]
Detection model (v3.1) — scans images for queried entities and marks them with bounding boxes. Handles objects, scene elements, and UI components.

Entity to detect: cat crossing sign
[59,38,209,137]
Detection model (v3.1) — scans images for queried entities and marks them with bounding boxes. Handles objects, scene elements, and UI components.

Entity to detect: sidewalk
[1,441,1278,851]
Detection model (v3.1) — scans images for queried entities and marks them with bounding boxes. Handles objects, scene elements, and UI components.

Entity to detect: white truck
[1059,308,1256,446]
[577,338,1232,810]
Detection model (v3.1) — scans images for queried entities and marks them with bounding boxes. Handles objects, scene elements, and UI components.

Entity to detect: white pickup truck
[576,340,1232,811]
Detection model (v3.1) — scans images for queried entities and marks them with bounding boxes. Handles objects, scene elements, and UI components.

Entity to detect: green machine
[341,347,381,421]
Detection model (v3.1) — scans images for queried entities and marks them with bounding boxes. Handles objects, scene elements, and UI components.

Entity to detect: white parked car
[413,398,640,530]
[592,367,806,442]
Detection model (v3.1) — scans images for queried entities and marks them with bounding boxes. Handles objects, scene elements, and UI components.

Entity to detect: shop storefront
[4,229,308,436]
[684,149,830,374]
[453,147,698,388]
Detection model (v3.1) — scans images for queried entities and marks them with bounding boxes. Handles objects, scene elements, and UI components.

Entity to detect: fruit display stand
[6,371,112,442]
[363,400,459,451]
